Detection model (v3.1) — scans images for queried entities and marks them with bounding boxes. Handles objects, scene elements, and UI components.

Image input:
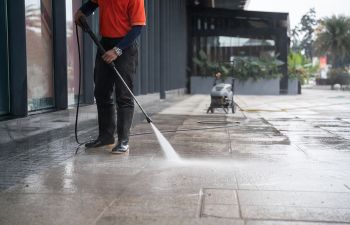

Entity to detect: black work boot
[85,138,114,148]
[111,108,134,154]
[86,104,116,149]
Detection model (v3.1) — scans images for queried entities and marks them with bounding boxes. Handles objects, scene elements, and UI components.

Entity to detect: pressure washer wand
[79,16,152,123]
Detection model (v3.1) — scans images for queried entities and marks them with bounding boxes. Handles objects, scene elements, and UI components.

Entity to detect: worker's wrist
[113,47,123,56]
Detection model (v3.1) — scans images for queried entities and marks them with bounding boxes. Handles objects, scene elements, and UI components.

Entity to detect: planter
[190,76,280,95]
[287,79,298,95]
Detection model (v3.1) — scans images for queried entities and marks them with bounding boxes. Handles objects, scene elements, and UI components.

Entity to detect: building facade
[0,0,188,118]
[0,0,290,120]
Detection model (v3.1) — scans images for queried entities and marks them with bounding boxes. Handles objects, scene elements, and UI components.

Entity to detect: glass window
[192,36,276,74]
[66,0,84,105]
[0,0,9,115]
[25,0,54,111]
[0,55,9,115]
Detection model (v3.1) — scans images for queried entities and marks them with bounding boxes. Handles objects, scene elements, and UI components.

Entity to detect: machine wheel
[207,107,214,113]
[231,97,236,113]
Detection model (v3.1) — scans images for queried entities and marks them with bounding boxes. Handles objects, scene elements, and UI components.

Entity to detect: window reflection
[66,0,84,105]
[192,36,276,75]
[25,0,54,111]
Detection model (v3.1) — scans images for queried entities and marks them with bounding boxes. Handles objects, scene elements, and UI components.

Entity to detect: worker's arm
[117,26,143,50]
[74,0,98,27]
[102,25,144,64]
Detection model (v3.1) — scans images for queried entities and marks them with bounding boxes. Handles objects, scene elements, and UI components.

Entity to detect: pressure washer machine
[207,78,236,114]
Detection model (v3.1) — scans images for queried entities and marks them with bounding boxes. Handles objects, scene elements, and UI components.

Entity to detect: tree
[314,15,350,68]
[290,27,302,52]
[291,8,318,59]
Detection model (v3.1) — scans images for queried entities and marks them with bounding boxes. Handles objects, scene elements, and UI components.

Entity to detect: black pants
[94,37,138,142]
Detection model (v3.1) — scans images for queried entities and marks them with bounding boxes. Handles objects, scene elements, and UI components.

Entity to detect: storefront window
[192,36,276,75]
[25,0,54,111]
[66,0,83,105]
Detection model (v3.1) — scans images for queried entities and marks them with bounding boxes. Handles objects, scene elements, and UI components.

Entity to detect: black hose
[74,24,88,148]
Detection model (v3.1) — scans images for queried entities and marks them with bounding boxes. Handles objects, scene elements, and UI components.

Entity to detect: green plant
[228,55,284,81]
[192,50,230,79]
[193,50,284,81]
[288,51,309,81]
[288,51,319,84]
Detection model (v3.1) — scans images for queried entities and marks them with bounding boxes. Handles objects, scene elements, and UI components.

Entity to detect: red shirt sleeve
[128,0,146,26]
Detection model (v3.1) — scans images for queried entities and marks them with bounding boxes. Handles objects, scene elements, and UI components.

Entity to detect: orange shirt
[92,0,146,38]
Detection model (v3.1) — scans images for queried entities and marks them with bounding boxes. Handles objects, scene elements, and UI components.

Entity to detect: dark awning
[214,0,250,9]
[191,0,250,10]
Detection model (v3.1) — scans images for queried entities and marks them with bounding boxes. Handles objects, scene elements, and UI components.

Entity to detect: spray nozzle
[146,117,153,124]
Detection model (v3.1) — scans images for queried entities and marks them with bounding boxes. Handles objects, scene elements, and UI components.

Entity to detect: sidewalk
[1,89,350,225]
[0,94,186,190]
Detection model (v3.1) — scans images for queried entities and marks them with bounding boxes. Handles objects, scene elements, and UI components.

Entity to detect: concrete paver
[1,89,350,225]
[0,96,185,190]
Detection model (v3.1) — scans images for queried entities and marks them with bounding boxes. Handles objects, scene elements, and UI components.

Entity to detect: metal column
[7,0,27,116]
[53,0,68,110]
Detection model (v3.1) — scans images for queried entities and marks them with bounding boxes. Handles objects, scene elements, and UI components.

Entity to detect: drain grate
[197,120,233,125]
[198,188,240,219]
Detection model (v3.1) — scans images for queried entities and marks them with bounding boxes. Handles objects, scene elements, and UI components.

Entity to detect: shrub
[193,50,284,81]
[288,51,319,84]
[329,68,350,87]
[192,50,230,79]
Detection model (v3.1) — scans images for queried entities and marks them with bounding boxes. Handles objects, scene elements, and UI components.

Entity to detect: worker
[213,72,222,86]
[74,0,146,154]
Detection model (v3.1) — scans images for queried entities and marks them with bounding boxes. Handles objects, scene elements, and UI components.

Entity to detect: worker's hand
[102,49,118,64]
[74,10,85,27]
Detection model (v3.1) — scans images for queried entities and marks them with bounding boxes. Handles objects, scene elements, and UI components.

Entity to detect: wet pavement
[1,89,350,225]
[0,95,185,191]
